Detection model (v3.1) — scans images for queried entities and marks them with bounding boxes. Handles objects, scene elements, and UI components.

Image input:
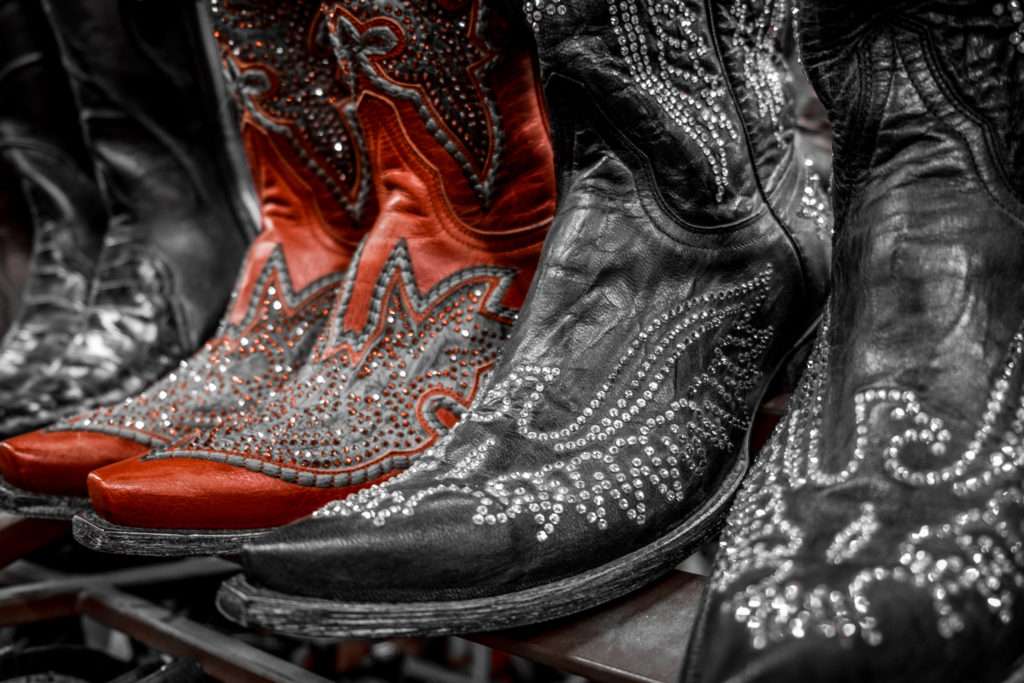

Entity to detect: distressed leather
[684,2,1024,682]
[0,0,253,437]
[0,0,107,409]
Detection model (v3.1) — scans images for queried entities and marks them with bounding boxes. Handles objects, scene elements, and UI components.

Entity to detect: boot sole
[212,320,823,638]
[72,510,272,556]
[0,474,90,520]
[214,470,732,639]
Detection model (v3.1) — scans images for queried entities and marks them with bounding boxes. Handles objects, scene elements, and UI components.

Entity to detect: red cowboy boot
[0,0,376,519]
[75,0,556,556]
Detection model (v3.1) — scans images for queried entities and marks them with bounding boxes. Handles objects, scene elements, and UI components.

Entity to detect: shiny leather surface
[0,0,253,437]
[0,0,376,499]
[238,0,830,604]
[0,0,107,410]
[83,0,556,531]
[685,2,1024,682]
[0,431,148,497]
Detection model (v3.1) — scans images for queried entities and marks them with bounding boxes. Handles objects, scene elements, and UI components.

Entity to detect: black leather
[0,160,32,336]
[683,2,1024,682]
[0,0,255,437]
[0,0,107,407]
[240,0,831,607]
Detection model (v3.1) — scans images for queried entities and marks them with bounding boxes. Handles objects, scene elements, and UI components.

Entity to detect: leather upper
[82,0,556,530]
[238,0,831,603]
[0,0,254,436]
[0,0,374,497]
[0,0,107,413]
[686,2,1024,681]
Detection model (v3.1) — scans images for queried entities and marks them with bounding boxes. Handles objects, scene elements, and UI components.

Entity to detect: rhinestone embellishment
[325,0,506,206]
[56,247,341,443]
[994,1,1024,50]
[144,241,520,487]
[797,160,831,241]
[315,270,777,542]
[212,0,372,221]
[712,315,1024,650]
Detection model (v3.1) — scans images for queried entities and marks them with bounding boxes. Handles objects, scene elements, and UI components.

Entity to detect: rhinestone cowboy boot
[72,0,556,555]
[214,0,832,638]
[0,0,108,407]
[682,2,1024,682]
[0,0,377,521]
[0,0,255,438]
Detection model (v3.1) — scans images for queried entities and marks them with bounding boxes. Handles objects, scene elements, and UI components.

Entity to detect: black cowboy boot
[0,0,255,437]
[683,1,1024,681]
[217,0,831,638]
[0,0,108,406]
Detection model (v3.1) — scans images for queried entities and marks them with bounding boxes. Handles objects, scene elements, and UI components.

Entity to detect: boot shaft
[323,0,557,233]
[212,0,376,242]
[797,0,1024,220]
[211,0,377,325]
[525,0,798,227]
[39,0,254,352]
[0,0,107,327]
[796,0,1024,444]
[0,0,91,168]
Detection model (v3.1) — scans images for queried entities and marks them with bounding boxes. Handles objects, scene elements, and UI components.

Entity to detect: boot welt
[0,474,89,520]
[72,510,272,557]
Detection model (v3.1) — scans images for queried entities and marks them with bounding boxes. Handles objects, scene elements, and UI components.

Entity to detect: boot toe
[0,429,150,497]
[242,492,519,603]
[87,455,374,531]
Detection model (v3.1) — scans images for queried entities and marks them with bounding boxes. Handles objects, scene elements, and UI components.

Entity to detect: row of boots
[0,0,1021,680]
[0,0,255,436]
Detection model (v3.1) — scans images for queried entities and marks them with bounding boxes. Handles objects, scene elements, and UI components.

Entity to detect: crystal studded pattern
[723,0,789,145]
[54,246,342,445]
[606,0,740,202]
[142,240,520,487]
[314,270,777,540]
[710,313,1024,650]
[797,160,831,241]
[993,1,1024,50]
[212,0,372,222]
[325,0,505,206]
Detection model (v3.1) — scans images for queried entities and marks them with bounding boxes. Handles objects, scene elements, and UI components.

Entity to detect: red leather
[86,0,556,532]
[88,456,398,530]
[334,93,550,338]
[0,430,150,497]
[226,118,369,323]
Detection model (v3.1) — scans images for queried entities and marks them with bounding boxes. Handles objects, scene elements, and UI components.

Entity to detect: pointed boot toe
[0,429,150,498]
[86,454,368,533]
[242,491,513,603]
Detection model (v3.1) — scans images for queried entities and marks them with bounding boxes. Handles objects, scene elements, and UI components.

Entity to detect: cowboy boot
[73,0,557,556]
[0,0,108,406]
[0,0,255,437]
[0,0,377,520]
[214,0,832,638]
[682,1,1024,681]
